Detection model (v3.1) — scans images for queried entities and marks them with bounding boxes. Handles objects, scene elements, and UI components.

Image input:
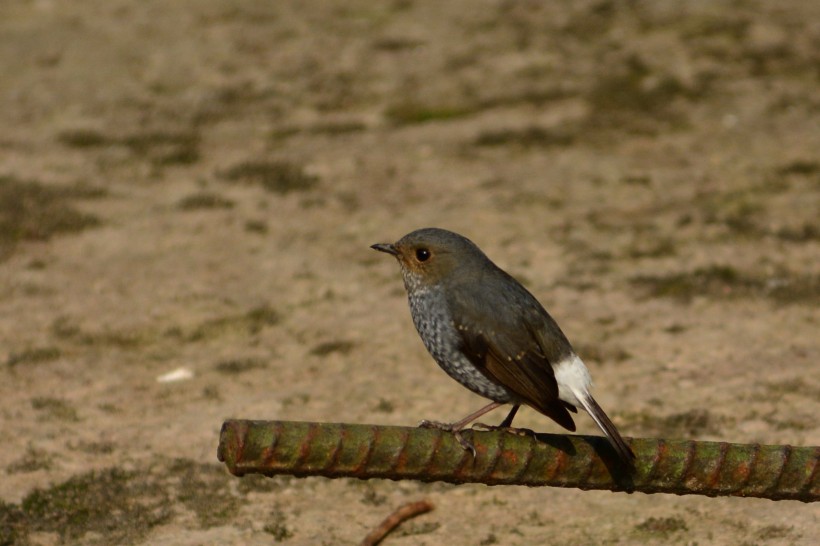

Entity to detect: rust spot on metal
[680,440,697,487]
[293,422,320,472]
[512,438,536,483]
[420,428,444,478]
[772,444,792,494]
[325,426,345,473]
[346,425,374,476]
[417,430,439,475]
[484,433,504,482]
[647,438,665,483]
[708,441,730,488]
[492,440,526,483]
[503,449,520,467]
[394,428,412,472]
[736,442,758,491]
[259,421,282,468]
[357,425,379,476]
[550,444,569,482]
[577,444,597,488]
[259,444,275,468]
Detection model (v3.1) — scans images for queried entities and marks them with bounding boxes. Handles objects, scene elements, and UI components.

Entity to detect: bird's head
[371,227,488,290]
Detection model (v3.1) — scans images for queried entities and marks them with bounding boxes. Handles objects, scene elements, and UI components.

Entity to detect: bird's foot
[418,420,476,458]
[471,422,537,438]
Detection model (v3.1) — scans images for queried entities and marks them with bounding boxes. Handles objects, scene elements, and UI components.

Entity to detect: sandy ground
[1,1,818,544]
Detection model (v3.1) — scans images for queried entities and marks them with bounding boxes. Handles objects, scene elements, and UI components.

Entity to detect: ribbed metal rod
[217,420,819,502]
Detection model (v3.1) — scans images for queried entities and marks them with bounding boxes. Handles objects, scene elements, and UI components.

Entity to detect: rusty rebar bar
[217,420,819,502]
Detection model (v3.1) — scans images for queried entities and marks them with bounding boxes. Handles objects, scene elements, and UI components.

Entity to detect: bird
[371,227,635,467]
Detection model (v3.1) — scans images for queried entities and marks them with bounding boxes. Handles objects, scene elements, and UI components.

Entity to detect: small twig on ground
[361,499,435,546]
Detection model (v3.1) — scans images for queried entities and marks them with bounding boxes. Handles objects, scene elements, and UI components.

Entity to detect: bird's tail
[575,391,635,468]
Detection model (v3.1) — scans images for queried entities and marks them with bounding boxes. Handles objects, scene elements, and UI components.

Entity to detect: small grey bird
[372,227,634,466]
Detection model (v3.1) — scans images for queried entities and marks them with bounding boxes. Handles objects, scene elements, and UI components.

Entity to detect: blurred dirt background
[1,0,818,544]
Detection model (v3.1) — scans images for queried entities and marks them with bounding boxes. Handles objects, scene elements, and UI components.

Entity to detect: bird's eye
[415,248,431,262]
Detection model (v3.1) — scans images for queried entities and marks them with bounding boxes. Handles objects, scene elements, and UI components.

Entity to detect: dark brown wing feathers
[451,283,578,431]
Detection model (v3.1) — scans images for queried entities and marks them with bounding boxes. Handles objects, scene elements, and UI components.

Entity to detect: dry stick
[217,420,820,502]
[361,499,435,546]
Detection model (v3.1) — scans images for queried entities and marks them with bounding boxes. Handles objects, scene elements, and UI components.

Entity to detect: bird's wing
[448,281,577,431]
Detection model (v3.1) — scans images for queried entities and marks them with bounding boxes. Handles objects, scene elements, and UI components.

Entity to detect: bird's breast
[406,286,514,402]
[407,286,456,363]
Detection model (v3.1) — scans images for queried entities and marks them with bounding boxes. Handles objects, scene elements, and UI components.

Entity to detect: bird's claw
[471,422,537,438]
[453,430,477,458]
[418,420,477,458]
[418,419,448,430]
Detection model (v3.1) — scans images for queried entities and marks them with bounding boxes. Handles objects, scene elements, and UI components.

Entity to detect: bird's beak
[370,243,399,256]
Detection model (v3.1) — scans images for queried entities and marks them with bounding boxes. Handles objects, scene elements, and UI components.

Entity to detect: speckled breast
[405,284,513,402]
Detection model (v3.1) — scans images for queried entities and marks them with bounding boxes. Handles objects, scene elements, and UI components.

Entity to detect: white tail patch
[555,354,635,465]
[554,354,592,407]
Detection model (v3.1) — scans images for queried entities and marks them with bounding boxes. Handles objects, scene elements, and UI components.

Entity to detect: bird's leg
[471,404,519,430]
[498,404,520,428]
[472,404,536,438]
[419,401,504,457]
